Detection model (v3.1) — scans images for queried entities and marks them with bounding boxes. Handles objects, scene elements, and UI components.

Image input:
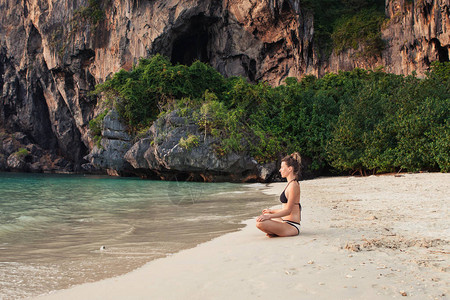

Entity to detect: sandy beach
[33,173,449,300]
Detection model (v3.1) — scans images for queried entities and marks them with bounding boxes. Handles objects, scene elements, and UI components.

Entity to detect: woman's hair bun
[291,152,301,164]
[281,152,302,179]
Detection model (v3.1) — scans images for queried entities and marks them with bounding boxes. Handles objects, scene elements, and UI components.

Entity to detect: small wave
[16,215,50,222]
[0,215,53,236]
[91,249,164,256]
[184,215,231,222]
[243,183,268,189]
[76,218,95,223]
[213,191,247,196]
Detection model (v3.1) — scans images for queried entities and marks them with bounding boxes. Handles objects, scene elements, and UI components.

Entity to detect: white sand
[34,173,449,300]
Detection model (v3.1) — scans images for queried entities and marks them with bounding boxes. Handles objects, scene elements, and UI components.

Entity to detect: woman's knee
[256,221,265,230]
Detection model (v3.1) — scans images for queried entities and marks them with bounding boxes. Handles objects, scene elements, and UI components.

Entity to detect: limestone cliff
[0,0,448,174]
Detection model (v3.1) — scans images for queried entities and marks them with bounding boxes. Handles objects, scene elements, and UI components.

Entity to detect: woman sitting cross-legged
[256,153,302,237]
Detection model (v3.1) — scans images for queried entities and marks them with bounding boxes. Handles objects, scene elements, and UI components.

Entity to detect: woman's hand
[256,214,271,222]
[262,208,272,214]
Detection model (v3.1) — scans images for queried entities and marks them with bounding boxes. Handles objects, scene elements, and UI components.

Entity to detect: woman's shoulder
[288,180,300,191]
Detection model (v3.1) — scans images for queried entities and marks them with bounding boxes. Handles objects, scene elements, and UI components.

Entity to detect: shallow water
[0,173,274,299]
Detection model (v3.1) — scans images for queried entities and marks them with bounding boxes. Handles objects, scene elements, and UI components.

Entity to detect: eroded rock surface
[83,110,132,175]
[0,0,448,174]
[122,110,276,182]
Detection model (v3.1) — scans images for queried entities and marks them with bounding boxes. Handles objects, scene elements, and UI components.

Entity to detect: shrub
[14,148,29,159]
[92,55,450,174]
[179,135,199,150]
[332,9,386,58]
[89,109,109,137]
[92,55,227,129]
[74,0,105,26]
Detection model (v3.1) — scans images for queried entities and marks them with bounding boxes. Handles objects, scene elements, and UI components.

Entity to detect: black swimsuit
[280,181,301,234]
[280,181,302,210]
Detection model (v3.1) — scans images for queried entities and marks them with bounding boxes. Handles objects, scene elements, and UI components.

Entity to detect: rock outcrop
[83,110,132,175]
[0,129,73,173]
[0,0,448,176]
[381,0,450,75]
[122,110,276,182]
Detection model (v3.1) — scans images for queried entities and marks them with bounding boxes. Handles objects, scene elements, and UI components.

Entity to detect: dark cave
[431,38,449,63]
[170,15,216,66]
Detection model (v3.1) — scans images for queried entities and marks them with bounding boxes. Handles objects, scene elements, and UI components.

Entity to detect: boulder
[124,111,273,182]
[84,110,133,174]
[7,152,27,170]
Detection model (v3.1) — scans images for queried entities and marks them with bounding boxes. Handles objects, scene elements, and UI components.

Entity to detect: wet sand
[34,173,449,300]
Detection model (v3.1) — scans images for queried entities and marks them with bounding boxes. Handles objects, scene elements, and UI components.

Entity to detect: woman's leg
[256,219,298,237]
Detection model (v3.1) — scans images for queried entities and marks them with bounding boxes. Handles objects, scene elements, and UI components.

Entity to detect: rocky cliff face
[0,0,448,175]
[382,0,449,74]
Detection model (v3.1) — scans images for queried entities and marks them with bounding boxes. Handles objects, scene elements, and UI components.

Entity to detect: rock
[0,153,6,170]
[0,130,76,173]
[84,110,133,173]
[2,139,16,156]
[125,138,154,170]
[7,152,27,170]
[257,162,277,181]
[81,162,102,173]
[124,110,269,182]
[344,242,362,252]
[1,0,447,174]
[26,144,44,158]
[101,110,131,141]
[382,0,450,76]
[29,162,43,173]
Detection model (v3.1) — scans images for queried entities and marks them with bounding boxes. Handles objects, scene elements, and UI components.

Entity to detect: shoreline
[33,173,449,300]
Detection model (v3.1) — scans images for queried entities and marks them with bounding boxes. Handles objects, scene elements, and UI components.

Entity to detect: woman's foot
[266,233,278,238]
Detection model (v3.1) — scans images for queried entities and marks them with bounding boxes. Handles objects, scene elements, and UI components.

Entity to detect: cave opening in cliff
[431,38,449,63]
[170,15,216,66]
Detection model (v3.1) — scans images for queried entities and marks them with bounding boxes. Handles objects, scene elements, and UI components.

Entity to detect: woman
[256,153,302,237]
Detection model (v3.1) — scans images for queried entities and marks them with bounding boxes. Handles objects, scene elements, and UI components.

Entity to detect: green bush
[89,109,109,137]
[332,9,386,58]
[179,135,199,150]
[15,148,29,159]
[93,55,227,129]
[92,55,450,174]
[74,0,105,26]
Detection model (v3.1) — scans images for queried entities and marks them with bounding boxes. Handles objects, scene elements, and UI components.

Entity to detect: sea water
[0,172,275,299]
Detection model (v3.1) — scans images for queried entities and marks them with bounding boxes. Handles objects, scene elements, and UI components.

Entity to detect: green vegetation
[179,135,200,150]
[300,0,385,58]
[74,0,105,26]
[89,109,109,136]
[14,148,29,159]
[332,9,385,57]
[93,55,227,129]
[89,109,109,148]
[93,56,450,174]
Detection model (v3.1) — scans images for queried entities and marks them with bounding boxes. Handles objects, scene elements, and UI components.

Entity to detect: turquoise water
[0,172,274,299]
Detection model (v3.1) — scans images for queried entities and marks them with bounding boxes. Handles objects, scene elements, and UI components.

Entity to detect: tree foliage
[93,56,450,174]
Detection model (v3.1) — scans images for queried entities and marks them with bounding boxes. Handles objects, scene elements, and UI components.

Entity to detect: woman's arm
[262,208,281,214]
